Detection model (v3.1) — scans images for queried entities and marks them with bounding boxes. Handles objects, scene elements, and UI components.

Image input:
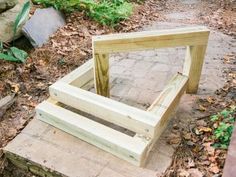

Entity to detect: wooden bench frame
[93,26,209,97]
[36,27,209,167]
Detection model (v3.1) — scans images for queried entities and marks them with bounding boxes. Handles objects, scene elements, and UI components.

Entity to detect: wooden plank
[93,26,210,53]
[94,53,110,97]
[142,74,188,157]
[148,73,188,112]
[183,45,208,93]
[49,82,158,137]
[36,101,150,166]
[59,59,94,87]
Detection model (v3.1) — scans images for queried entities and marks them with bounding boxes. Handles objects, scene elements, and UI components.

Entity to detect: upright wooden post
[94,53,110,97]
[183,45,208,94]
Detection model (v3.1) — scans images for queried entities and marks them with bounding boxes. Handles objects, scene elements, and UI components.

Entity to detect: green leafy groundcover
[211,105,236,149]
[33,0,133,26]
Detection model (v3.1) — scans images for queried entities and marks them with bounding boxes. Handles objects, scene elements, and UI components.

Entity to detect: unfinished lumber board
[36,101,150,166]
[94,53,110,97]
[60,59,93,87]
[93,27,209,97]
[49,81,158,137]
[183,45,208,93]
[146,73,188,149]
[93,26,210,53]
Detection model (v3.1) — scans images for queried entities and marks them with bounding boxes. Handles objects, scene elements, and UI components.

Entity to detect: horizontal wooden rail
[93,26,209,97]
[36,101,150,166]
[49,82,159,137]
[146,73,188,150]
[60,59,94,87]
[93,26,210,53]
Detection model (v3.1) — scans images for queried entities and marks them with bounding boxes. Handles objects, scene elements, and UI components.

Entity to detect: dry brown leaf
[209,164,220,174]
[167,133,181,145]
[198,127,212,133]
[178,169,190,177]
[207,97,215,104]
[196,120,207,127]
[198,104,207,112]
[203,142,215,156]
[183,133,192,140]
[187,158,195,168]
[188,168,203,177]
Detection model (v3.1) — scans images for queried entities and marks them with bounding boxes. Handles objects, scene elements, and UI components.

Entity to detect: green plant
[211,106,236,149]
[13,0,31,40]
[0,1,30,63]
[33,0,133,26]
[0,42,28,62]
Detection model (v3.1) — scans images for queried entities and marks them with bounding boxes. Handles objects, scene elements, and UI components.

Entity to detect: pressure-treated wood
[94,53,110,97]
[49,82,158,137]
[183,45,208,93]
[60,59,93,87]
[36,101,150,166]
[93,26,209,53]
[146,73,188,151]
[37,72,189,166]
[33,27,210,167]
[93,26,209,97]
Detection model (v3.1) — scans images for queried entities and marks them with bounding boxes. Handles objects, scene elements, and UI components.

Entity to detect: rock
[0,0,18,13]
[0,94,15,120]
[22,7,66,47]
[0,0,30,42]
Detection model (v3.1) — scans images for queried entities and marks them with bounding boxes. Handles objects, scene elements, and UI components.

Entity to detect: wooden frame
[93,26,209,96]
[36,27,209,166]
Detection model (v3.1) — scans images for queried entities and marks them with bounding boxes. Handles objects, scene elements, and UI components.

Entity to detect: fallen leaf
[198,126,212,133]
[209,156,216,162]
[209,164,220,174]
[178,169,190,177]
[183,133,192,140]
[187,158,195,168]
[207,97,215,104]
[167,133,181,145]
[188,168,203,177]
[196,120,207,127]
[198,104,207,112]
[203,142,215,156]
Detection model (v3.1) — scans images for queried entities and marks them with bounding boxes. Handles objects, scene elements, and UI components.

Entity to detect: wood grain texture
[92,27,209,97]
[36,101,150,166]
[49,82,158,137]
[93,26,209,53]
[60,59,94,87]
[94,53,110,97]
[142,74,188,160]
[183,45,208,93]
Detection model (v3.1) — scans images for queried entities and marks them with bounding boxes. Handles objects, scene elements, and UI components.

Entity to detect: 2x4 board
[36,26,210,166]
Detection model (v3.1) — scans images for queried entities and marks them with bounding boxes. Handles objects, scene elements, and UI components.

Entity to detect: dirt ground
[0,0,235,176]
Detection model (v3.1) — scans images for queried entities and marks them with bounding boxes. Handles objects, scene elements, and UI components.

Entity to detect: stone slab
[22,7,65,47]
[3,118,175,177]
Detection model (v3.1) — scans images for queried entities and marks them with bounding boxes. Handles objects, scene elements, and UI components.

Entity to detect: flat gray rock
[22,7,66,47]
